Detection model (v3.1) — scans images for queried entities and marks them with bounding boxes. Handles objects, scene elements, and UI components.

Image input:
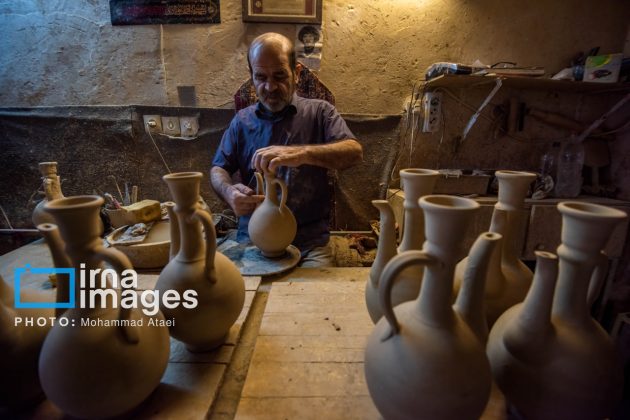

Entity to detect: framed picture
[242,0,322,24]
[110,0,221,25]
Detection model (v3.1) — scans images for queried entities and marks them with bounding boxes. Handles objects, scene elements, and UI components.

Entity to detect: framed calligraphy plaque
[110,0,221,25]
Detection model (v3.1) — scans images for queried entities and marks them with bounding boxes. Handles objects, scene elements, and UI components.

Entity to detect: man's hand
[227,183,264,216]
[252,145,307,174]
[251,139,363,174]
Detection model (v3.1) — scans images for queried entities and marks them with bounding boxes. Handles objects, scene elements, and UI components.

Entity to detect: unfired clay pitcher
[156,172,245,351]
[0,274,55,410]
[248,172,297,257]
[454,170,536,326]
[365,200,397,323]
[364,195,499,420]
[38,196,170,419]
[487,201,627,420]
[32,161,64,226]
[365,169,438,323]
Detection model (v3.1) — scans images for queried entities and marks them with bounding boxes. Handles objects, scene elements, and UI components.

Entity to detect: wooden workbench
[1,244,506,419]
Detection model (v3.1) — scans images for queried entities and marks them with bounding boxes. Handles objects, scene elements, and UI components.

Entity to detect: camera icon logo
[14,264,75,309]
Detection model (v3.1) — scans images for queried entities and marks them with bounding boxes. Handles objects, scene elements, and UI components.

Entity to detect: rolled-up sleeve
[322,103,356,143]
[212,118,240,175]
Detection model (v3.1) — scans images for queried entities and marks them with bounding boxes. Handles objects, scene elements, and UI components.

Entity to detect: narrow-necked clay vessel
[32,161,64,226]
[487,201,627,420]
[365,169,439,323]
[38,196,170,419]
[365,195,498,420]
[248,172,297,257]
[454,170,536,326]
[156,172,245,351]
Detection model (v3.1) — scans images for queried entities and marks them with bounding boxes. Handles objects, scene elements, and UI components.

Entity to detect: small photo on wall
[296,25,323,71]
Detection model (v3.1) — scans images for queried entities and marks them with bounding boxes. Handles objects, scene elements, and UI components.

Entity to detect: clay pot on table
[248,172,297,257]
[156,172,245,351]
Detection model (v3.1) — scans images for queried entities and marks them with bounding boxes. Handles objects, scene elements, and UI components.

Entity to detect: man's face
[250,46,296,113]
[302,33,315,47]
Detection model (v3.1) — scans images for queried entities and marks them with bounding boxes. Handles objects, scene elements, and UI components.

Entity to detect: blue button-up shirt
[212,94,356,253]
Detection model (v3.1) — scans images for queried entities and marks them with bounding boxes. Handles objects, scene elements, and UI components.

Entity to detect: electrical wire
[147,129,173,173]
[0,204,13,229]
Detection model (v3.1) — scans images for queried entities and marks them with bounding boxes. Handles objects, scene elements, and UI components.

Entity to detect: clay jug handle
[254,172,264,196]
[193,209,218,284]
[378,250,435,340]
[164,202,180,259]
[94,247,140,344]
[273,178,289,210]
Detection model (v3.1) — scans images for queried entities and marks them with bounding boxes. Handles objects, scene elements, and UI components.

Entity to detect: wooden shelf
[424,74,630,94]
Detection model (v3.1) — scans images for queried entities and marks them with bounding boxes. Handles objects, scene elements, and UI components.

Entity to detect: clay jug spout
[37,223,72,269]
[37,223,73,317]
[365,200,398,323]
[369,200,397,287]
[504,251,558,362]
[453,231,502,343]
[254,171,264,195]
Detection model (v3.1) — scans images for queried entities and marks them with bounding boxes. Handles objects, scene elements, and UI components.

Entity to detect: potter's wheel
[217,239,300,277]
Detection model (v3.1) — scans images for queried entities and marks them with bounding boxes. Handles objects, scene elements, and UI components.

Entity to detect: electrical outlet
[161,116,181,136]
[422,92,443,133]
[143,115,162,134]
[179,116,199,138]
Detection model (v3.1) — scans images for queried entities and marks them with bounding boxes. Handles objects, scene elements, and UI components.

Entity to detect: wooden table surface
[1,244,506,419]
[234,267,506,420]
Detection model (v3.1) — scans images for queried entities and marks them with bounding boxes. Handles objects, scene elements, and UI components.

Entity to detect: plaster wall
[0,0,628,114]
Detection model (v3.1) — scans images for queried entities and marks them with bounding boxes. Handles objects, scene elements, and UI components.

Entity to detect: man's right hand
[227,183,264,217]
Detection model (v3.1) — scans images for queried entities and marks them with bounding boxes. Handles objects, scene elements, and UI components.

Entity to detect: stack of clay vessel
[487,201,627,420]
[365,195,500,419]
[248,172,297,257]
[156,172,245,351]
[32,161,64,226]
[38,195,170,419]
[454,170,536,326]
[365,168,439,323]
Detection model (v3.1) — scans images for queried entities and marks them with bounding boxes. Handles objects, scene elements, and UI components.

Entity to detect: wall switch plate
[179,116,199,138]
[422,92,442,132]
[161,116,181,136]
[143,115,162,134]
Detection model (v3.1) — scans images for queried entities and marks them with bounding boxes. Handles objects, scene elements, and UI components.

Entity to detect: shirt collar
[255,93,298,121]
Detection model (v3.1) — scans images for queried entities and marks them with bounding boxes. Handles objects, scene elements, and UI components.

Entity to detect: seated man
[211,32,363,267]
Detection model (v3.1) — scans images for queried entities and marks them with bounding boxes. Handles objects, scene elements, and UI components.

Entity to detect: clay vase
[32,161,64,227]
[454,170,536,327]
[38,196,170,419]
[365,200,398,323]
[364,195,497,420]
[487,201,627,420]
[156,172,245,351]
[0,274,55,411]
[248,172,297,257]
[370,168,439,323]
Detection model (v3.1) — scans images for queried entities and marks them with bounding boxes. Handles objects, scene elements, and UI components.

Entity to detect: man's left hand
[252,145,308,174]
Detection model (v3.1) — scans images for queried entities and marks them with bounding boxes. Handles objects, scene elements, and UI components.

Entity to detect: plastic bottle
[540,142,559,178]
[554,136,585,198]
